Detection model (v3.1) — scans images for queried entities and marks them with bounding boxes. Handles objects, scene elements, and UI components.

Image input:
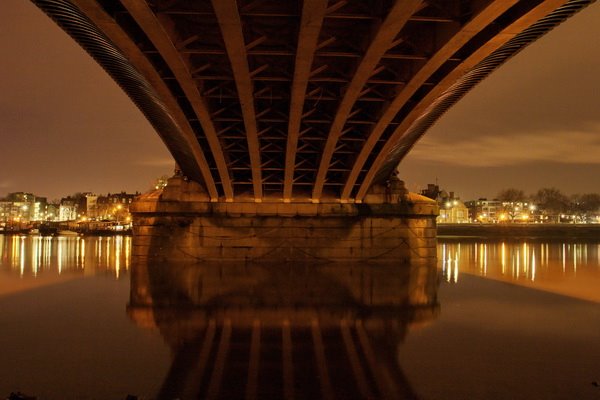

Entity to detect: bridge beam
[212,0,264,201]
[353,0,573,200]
[283,0,328,202]
[68,0,221,199]
[344,0,521,201]
[120,0,235,200]
[32,0,594,205]
[312,0,424,202]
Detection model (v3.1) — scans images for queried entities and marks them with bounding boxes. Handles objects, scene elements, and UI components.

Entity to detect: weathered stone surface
[131,182,438,263]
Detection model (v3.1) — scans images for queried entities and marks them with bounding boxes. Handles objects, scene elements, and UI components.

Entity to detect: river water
[0,234,599,399]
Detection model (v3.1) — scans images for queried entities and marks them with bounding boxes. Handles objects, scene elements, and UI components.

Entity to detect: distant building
[465,199,503,223]
[0,192,48,222]
[86,194,99,219]
[500,201,537,222]
[1,190,139,223]
[420,184,441,200]
[438,193,469,224]
[420,184,469,223]
[59,199,79,221]
[464,199,537,223]
[58,194,87,221]
[106,192,137,206]
[45,203,59,221]
[97,192,137,220]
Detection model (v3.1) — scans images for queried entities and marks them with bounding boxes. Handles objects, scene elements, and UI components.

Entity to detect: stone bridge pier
[130,176,438,264]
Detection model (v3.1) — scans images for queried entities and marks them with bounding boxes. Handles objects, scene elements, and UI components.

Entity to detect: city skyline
[1,1,599,201]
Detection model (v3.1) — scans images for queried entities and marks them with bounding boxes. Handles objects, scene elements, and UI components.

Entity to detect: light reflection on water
[439,240,600,302]
[3,234,598,303]
[0,234,131,279]
[0,233,441,399]
[0,234,599,399]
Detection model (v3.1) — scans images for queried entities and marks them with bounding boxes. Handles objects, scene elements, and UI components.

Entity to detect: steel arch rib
[70,0,219,200]
[353,0,573,201]
[311,0,423,202]
[342,0,520,201]
[119,0,233,201]
[283,0,328,202]
[212,0,263,201]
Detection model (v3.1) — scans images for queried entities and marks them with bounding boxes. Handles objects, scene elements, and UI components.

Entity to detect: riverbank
[438,223,600,240]
[0,222,132,236]
[0,228,132,236]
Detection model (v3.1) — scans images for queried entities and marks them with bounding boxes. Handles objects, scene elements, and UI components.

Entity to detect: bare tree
[496,188,526,202]
[532,188,570,221]
[571,193,600,219]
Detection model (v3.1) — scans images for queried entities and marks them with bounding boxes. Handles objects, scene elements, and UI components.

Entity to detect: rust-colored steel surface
[32,0,595,202]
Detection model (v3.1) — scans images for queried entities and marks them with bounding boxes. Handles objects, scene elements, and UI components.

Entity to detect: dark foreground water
[0,234,599,399]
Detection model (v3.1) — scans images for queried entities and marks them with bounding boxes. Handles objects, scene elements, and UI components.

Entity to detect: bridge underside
[33,0,594,204]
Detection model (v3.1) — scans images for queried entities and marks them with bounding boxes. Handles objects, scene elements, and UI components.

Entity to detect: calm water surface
[439,239,600,302]
[0,234,599,399]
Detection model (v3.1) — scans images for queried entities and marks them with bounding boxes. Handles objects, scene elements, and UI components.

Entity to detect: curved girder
[283,0,328,202]
[354,0,591,201]
[211,0,264,201]
[311,0,424,201]
[341,0,523,201]
[31,0,595,203]
[119,0,234,200]
[33,0,220,199]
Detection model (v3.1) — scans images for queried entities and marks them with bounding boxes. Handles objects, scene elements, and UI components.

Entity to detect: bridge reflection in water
[127,252,439,400]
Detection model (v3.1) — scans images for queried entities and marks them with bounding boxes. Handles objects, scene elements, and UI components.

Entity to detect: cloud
[409,128,600,167]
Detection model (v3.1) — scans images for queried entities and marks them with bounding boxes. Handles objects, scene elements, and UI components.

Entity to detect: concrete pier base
[130,176,438,264]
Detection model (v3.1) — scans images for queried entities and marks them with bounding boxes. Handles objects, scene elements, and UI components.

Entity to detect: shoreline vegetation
[438,223,600,240]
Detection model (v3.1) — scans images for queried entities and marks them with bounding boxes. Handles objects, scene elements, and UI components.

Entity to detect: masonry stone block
[257,203,278,216]
[130,183,438,263]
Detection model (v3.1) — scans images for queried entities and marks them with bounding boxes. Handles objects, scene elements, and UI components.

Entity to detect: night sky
[1,0,599,201]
